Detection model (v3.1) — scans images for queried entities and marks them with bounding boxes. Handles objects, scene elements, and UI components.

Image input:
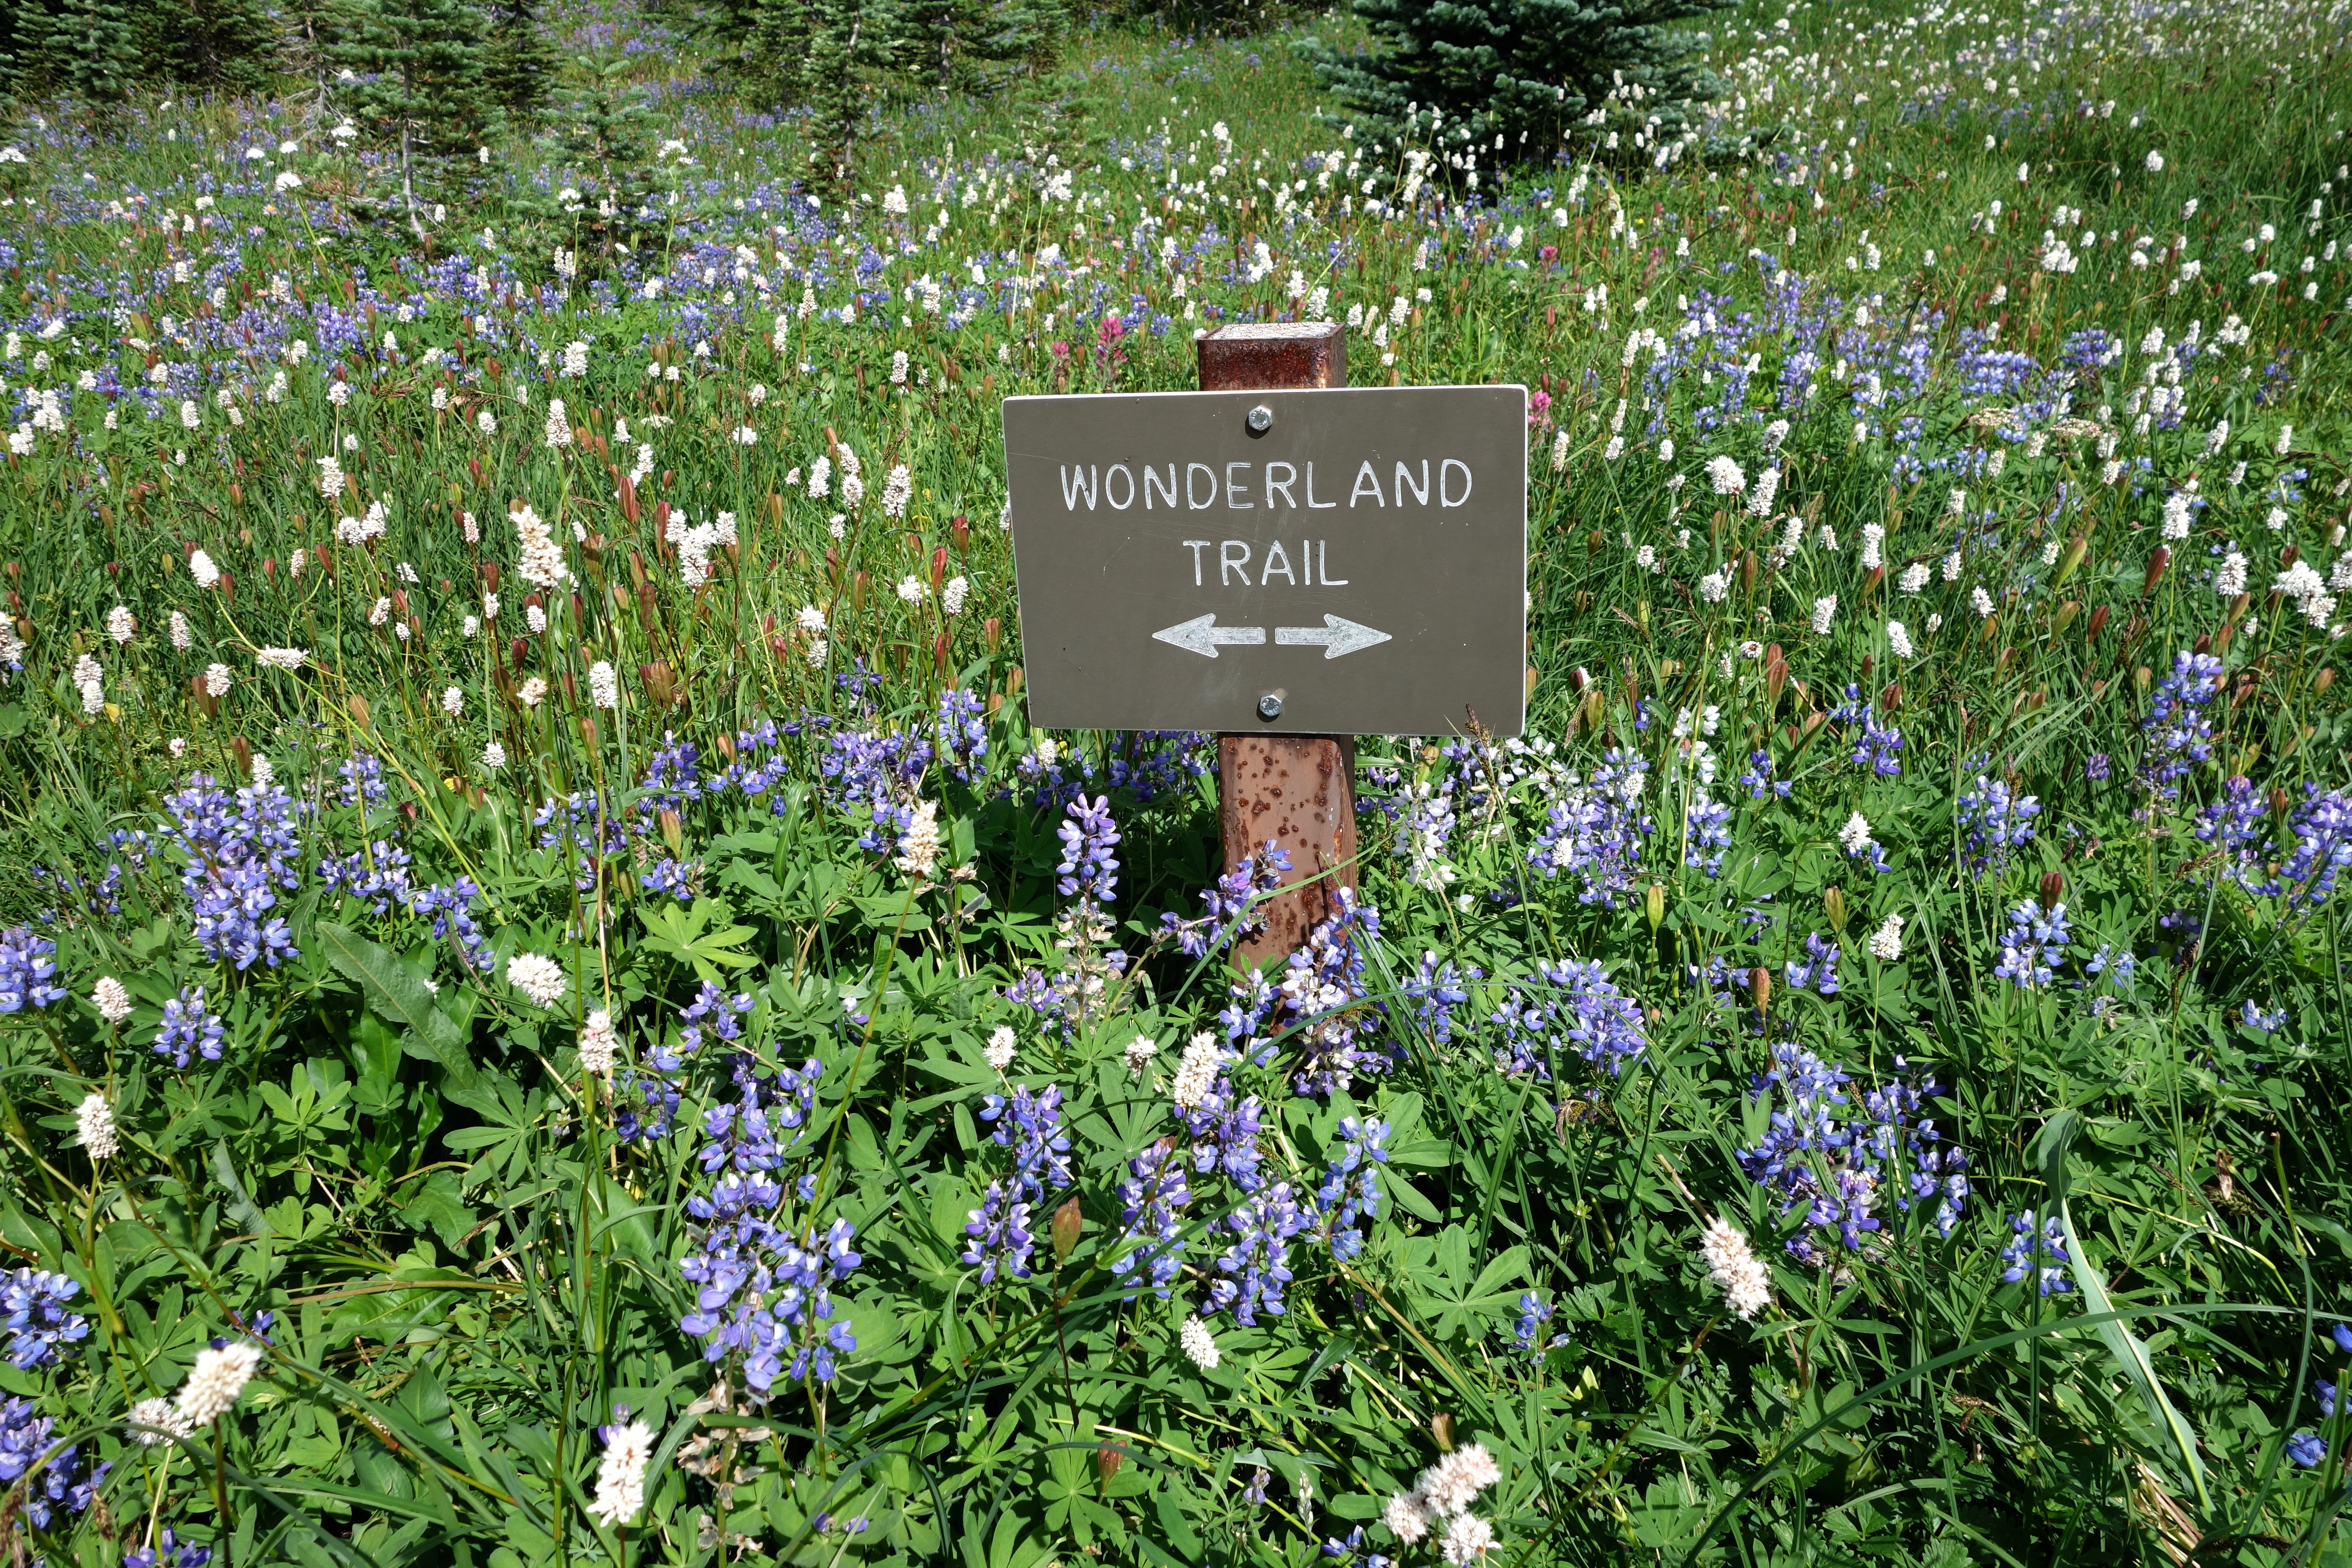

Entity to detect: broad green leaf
[315,921,476,1087]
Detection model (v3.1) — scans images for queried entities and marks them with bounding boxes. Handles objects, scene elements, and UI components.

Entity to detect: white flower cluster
[1700,1216,1772,1320]
[175,1341,263,1427]
[587,1419,654,1526]
[514,503,571,590]
[1169,1030,1223,1108]
[1381,1443,1504,1563]
[507,952,567,1009]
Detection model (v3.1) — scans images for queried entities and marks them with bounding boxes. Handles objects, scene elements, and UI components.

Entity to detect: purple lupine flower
[154,986,226,1068]
[121,1528,211,1568]
[1,1269,87,1369]
[318,838,414,913]
[1833,685,1905,776]
[2139,650,2225,799]
[1739,1049,1966,1265]
[1055,793,1120,905]
[962,1182,1037,1283]
[2278,787,2352,909]
[934,689,989,782]
[978,1083,1075,1201]
[1785,932,1842,996]
[1308,1117,1387,1262]
[1955,774,2040,876]
[1489,958,1647,1078]
[0,1395,110,1531]
[1528,748,1651,907]
[161,774,303,968]
[2000,1211,2073,1295]
[0,926,67,1012]
[1161,840,1290,957]
[1109,1142,1191,1295]
[1993,900,2070,988]
[639,857,700,899]
[1207,1183,1306,1325]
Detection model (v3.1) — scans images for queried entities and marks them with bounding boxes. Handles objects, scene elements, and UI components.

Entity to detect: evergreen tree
[50,0,139,101]
[557,51,659,255]
[150,0,278,89]
[334,0,492,227]
[890,0,1055,92]
[798,0,895,190]
[483,0,556,123]
[1300,0,1730,172]
[987,0,1063,80]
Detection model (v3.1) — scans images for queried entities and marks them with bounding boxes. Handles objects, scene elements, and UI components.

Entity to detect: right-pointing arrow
[1152,613,1268,658]
[1275,614,1393,659]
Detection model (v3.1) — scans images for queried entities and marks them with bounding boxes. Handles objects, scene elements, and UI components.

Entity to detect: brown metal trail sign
[1001,382,1529,740]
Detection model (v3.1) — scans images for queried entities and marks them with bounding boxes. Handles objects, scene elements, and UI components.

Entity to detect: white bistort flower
[77,1092,118,1158]
[894,799,943,879]
[1869,913,1905,961]
[589,661,619,709]
[1123,1034,1158,1076]
[1180,1316,1220,1372]
[1170,1031,1222,1108]
[1419,1444,1502,1516]
[175,1341,263,1427]
[93,975,133,1025]
[1700,1217,1772,1320]
[579,1009,619,1076]
[507,952,567,1009]
[129,1396,192,1446]
[1440,1512,1499,1565]
[1886,621,1914,658]
[984,1026,1017,1072]
[1810,595,1837,634]
[587,1419,654,1527]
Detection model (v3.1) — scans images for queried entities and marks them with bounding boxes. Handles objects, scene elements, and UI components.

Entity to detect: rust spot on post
[1198,322,1354,968]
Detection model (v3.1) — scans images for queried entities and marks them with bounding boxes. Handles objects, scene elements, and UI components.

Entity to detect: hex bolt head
[1257,693,1283,720]
[1245,404,1273,435]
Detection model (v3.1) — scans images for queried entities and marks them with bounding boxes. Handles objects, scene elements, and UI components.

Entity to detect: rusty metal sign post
[1001,322,1527,965]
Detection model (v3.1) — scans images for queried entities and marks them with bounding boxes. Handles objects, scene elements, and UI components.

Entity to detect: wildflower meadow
[2,0,2351,1561]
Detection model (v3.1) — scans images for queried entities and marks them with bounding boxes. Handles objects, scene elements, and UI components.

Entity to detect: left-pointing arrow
[1152,613,1268,658]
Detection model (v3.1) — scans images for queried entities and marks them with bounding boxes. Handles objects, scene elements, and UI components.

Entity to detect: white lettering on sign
[1307,462,1337,508]
[1442,458,1473,507]
[1188,463,1217,508]
[1395,459,1428,506]
[1057,458,1474,512]
[1182,540,1344,586]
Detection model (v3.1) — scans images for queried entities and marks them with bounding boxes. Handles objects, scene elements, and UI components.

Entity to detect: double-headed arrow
[1152,613,1391,660]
